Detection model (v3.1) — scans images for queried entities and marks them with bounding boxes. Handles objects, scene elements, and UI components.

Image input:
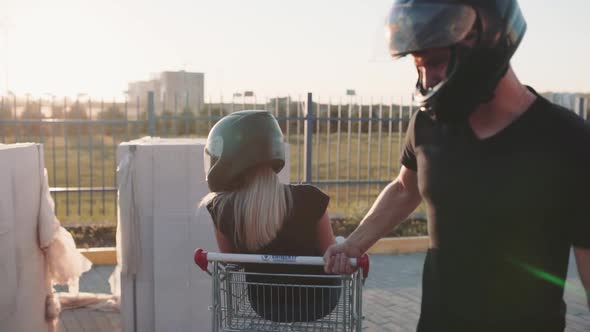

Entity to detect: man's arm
[574,247,590,310]
[347,166,422,253]
[324,166,422,273]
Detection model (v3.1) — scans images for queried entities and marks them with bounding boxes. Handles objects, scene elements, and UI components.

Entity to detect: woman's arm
[316,211,336,255]
[215,230,235,253]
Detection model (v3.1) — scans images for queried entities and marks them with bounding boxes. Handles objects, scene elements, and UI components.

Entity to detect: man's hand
[323,240,364,274]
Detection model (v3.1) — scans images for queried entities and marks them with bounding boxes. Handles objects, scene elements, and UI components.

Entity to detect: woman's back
[207,184,341,322]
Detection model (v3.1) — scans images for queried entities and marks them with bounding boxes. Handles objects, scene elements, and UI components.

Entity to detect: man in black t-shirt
[324,1,590,331]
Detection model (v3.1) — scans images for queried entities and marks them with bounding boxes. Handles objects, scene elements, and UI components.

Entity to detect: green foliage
[68,101,89,119]
[178,107,198,135]
[97,104,125,121]
[20,102,44,119]
[65,225,116,248]
[331,203,428,238]
[97,104,126,136]
[0,102,15,136]
[154,107,217,137]
[157,110,175,134]
[50,105,65,118]
[19,102,45,137]
[0,101,12,119]
[64,101,92,135]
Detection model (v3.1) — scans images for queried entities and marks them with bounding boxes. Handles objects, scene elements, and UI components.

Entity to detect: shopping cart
[194,249,369,332]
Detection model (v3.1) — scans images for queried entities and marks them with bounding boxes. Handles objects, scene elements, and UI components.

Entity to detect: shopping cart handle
[194,248,209,271]
[194,248,370,278]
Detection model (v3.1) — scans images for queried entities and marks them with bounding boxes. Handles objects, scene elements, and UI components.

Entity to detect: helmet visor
[387,3,477,57]
[203,136,224,178]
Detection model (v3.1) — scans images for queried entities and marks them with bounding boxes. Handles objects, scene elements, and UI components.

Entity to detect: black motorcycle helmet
[204,110,285,192]
[386,0,527,122]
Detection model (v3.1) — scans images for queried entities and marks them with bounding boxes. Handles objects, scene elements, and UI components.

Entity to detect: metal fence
[0,92,417,224]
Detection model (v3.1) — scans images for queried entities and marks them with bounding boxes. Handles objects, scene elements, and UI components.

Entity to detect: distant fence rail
[12,92,586,224]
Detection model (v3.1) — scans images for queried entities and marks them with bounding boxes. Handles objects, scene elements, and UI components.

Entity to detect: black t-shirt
[207,184,340,322]
[401,91,590,332]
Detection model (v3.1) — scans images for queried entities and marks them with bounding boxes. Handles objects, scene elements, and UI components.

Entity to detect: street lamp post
[244,91,255,110]
[78,92,89,116]
[232,92,242,113]
[45,93,56,118]
[7,90,16,119]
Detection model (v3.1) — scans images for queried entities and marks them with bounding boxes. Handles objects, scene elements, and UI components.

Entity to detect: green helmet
[204,110,285,192]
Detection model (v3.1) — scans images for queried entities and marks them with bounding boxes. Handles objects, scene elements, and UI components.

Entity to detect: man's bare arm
[324,166,422,273]
[574,247,590,310]
[347,166,422,253]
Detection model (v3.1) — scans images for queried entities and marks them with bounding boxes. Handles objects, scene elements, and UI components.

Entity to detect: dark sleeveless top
[206,184,341,322]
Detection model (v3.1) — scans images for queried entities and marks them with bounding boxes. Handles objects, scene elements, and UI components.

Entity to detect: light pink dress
[0,144,91,332]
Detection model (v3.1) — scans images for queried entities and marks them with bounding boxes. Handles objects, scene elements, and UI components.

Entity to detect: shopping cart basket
[194,249,369,332]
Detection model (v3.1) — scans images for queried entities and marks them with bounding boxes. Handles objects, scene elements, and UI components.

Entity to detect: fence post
[147,91,156,136]
[304,92,314,183]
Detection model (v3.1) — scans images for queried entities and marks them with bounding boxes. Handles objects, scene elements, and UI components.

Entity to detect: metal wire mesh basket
[195,249,369,332]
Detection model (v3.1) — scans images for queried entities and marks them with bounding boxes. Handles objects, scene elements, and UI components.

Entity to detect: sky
[0,0,589,101]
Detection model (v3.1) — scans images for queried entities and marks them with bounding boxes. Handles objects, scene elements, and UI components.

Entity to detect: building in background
[544,92,588,119]
[545,92,578,110]
[127,79,159,108]
[127,71,204,114]
[159,71,204,113]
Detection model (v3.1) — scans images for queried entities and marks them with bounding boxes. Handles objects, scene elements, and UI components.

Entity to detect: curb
[367,236,429,254]
[79,248,117,265]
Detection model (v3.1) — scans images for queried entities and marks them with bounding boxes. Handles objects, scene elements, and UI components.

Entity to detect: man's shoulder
[409,109,439,135]
[521,95,589,144]
[532,96,587,131]
[532,97,590,164]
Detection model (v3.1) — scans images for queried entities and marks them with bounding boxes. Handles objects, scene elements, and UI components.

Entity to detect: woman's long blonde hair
[200,166,292,251]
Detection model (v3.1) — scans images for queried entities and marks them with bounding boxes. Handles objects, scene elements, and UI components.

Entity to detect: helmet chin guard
[387,0,527,123]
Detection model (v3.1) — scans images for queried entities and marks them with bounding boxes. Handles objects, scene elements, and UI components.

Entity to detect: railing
[0,92,413,224]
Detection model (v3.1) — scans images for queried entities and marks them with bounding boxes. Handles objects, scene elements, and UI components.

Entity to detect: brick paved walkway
[58,252,589,331]
[362,253,590,332]
[56,265,120,332]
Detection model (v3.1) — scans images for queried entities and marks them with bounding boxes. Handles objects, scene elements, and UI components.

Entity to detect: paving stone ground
[58,252,589,331]
[362,252,590,332]
[56,265,120,332]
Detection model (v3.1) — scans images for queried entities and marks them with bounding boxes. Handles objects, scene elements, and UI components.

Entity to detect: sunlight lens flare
[510,258,588,299]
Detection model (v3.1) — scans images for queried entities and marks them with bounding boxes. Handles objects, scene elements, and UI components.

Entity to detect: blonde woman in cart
[200,110,341,322]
